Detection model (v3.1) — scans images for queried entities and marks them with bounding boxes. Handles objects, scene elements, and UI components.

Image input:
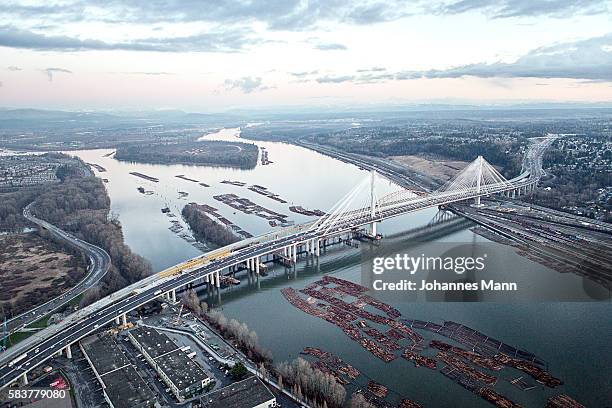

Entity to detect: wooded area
[182,203,240,247]
[30,175,153,305]
[115,140,258,169]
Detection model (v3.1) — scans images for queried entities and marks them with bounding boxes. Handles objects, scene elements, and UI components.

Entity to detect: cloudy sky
[0,0,611,111]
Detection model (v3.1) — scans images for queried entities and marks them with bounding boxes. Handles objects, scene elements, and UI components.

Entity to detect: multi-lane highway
[296,140,433,191]
[3,204,111,338]
[0,136,555,388]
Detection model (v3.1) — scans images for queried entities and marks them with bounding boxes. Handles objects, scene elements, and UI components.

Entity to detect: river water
[69,128,611,407]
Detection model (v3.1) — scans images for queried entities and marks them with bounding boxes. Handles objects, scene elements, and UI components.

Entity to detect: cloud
[1,1,608,56]
[7,65,21,71]
[357,67,387,72]
[43,67,72,82]
[314,42,348,51]
[224,76,270,93]
[122,71,175,76]
[289,70,319,77]
[0,25,256,53]
[433,0,608,19]
[346,2,413,24]
[316,75,355,84]
[316,71,395,84]
[398,33,612,81]
[0,1,401,30]
[0,1,422,36]
[355,72,395,83]
[309,33,612,85]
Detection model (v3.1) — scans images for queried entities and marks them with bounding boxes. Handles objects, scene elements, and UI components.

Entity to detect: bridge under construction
[0,136,557,389]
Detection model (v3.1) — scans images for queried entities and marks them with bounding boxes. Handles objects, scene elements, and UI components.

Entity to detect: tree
[229,362,248,380]
[350,393,375,408]
[182,289,202,315]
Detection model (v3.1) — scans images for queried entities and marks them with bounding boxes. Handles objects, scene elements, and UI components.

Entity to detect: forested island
[115,140,258,169]
[182,203,240,247]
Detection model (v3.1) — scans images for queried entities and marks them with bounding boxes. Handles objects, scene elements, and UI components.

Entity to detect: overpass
[0,136,557,389]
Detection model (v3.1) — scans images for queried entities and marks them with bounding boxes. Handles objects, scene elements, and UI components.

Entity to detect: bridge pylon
[439,155,513,206]
[370,169,378,236]
[475,156,483,206]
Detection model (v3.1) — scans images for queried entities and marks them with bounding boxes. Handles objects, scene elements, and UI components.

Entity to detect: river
[68,128,611,407]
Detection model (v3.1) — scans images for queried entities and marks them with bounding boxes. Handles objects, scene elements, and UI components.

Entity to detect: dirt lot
[0,233,85,315]
[389,154,469,184]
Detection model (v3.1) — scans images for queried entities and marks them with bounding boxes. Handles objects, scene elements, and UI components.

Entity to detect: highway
[2,204,111,338]
[0,136,555,389]
[296,140,433,191]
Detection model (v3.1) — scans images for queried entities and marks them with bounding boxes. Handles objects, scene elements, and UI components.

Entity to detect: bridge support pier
[316,239,320,256]
[171,289,177,304]
[21,372,28,385]
[114,316,120,325]
[65,344,72,359]
[292,244,297,263]
[121,313,127,326]
[371,221,377,237]
[255,258,260,275]
[215,271,220,288]
[56,348,62,357]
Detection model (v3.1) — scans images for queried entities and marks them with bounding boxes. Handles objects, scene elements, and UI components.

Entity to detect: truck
[8,353,28,368]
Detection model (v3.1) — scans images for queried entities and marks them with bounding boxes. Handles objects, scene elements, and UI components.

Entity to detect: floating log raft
[130,171,158,182]
[367,380,388,399]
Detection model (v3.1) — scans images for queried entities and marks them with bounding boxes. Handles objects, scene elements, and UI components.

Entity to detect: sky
[0,0,611,111]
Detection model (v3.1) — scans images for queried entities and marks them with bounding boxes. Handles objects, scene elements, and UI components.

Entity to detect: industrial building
[200,376,276,408]
[80,333,156,408]
[128,326,211,402]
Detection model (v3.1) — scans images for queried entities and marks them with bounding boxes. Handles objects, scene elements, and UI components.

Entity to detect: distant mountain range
[0,102,611,130]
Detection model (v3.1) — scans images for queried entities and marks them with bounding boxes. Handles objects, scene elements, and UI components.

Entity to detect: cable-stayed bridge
[0,136,556,388]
